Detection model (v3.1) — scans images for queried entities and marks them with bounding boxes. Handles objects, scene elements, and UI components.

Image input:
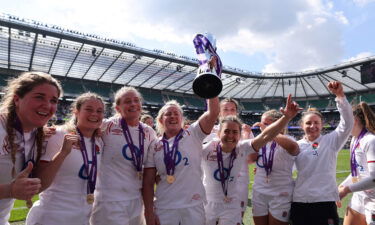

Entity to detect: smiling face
[75,98,104,131]
[219,121,241,151]
[14,83,59,132]
[159,105,183,136]
[220,101,237,118]
[115,90,142,121]
[301,113,323,141]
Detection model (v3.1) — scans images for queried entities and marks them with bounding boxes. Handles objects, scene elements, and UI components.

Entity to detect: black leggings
[290,202,339,225]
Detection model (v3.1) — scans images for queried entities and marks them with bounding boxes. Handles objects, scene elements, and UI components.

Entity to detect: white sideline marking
[12,206,27,210]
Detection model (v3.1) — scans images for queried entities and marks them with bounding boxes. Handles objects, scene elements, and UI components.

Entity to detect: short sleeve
[40,129,65,161]
[144,139,158,168]
[239,139,256,156]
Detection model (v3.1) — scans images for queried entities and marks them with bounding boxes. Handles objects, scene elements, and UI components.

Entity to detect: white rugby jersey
[95,116,157,201]
[237,130,255,185]
[293,97,354,203]
[202,139,255,203]
[26,127,104,225]
[253,136,296,197]
[145,121,207,209]
[0,115,37,225]
[346,133,375,198]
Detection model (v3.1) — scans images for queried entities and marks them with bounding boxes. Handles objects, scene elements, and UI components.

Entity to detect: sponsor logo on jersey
[207,151,217,161]
[192,193,201,200]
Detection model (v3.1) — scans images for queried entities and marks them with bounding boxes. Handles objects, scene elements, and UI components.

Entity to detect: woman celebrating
[204,98,256,219]
[252,109,299,225]
[290,81,354,225]
[143,97,219,225]
[338,102,375,225]
[26,93,105,225]
[91,87,157,225]
[203,94,300,225]
[0,72,62,225]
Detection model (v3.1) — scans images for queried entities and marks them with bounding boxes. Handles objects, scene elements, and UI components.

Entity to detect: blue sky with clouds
[1,0,374,73]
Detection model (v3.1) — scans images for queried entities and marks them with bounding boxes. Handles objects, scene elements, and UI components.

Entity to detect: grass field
[10,150,352,224]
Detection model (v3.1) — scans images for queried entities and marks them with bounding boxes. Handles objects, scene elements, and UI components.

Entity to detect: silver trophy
[192,33,223,99]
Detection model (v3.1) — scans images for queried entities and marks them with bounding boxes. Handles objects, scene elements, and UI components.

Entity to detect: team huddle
[0,71,375,225]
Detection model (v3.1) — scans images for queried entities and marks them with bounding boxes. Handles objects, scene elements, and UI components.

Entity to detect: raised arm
[273,134,299,156]
[198,97,220,134]
[327,81,354,150]
[252,94,301,151]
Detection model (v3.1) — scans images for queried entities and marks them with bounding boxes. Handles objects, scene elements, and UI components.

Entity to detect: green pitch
[10,150,351,224]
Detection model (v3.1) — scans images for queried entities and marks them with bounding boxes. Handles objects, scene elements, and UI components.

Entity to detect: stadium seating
[184,96,206,109]
[138,88,164,105]
[307,99,329,109]
[361,93,375,104]
[165,94,186,106]
[241,101,265,112]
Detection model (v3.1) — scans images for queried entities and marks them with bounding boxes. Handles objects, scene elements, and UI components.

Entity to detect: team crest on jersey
[282,211,288,217]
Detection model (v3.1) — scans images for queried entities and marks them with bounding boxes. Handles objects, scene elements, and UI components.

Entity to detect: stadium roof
[1,13,375,100]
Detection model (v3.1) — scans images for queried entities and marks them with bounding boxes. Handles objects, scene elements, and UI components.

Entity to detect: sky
[1,0,374,73]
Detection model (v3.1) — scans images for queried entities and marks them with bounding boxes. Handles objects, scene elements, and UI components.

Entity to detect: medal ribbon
[350,129,367,178]
[162,129,184,176]
[216,144,236,197]
[76,128,97,194]
[261,141,277,177]
[120,119,145,172]
[14,115,36,173]
[193,34,223,77]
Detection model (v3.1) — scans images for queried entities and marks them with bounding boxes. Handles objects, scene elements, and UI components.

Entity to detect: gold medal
[352,176,359,183]
[166,175,175,184]
[26,199,33,208]
[137,172,143,180]
[87,194,94,204]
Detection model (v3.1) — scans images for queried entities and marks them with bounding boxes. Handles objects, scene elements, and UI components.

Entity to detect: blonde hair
[219,115,243,133]
[62,92,105,133]
[262,109,286,134]
[262,109,283,122]
[0,71,62,177]
[156,100,184,135]
[113,86,143,115]
[353,101,375,133]
[140,114,153,123]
